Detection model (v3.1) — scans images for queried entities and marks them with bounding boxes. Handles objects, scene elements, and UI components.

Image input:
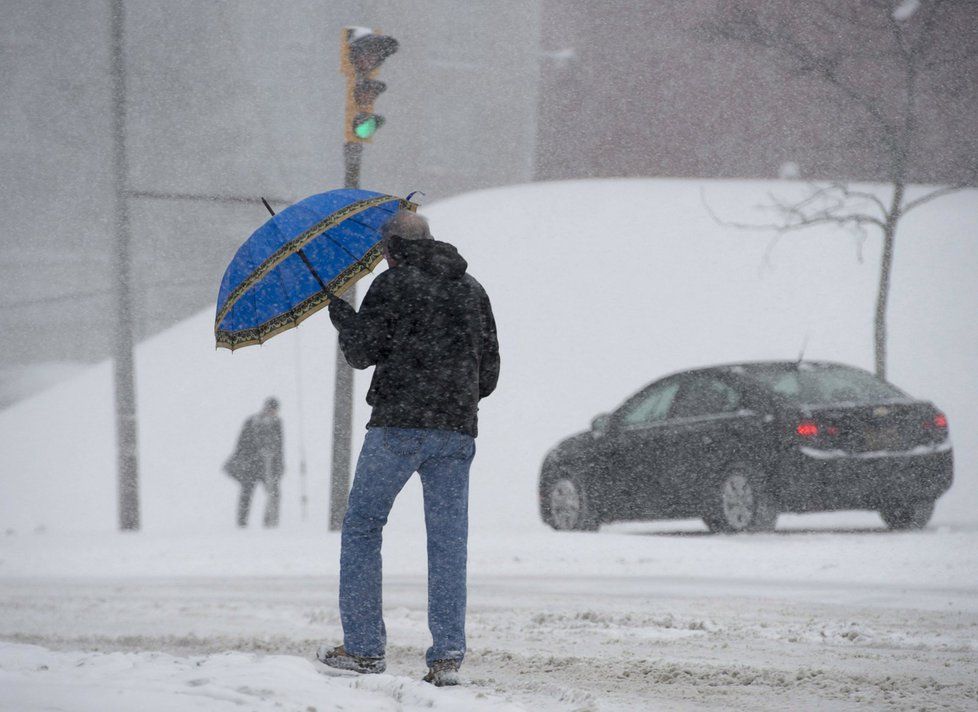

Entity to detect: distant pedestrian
[316,209,500,686]
[224,397,284,527]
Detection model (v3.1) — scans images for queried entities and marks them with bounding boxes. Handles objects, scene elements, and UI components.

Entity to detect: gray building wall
[535,1,978,184]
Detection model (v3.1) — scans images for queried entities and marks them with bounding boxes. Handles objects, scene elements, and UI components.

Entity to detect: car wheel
[704,466,777,533]
[544,475,599,532]
[879,500,935,530]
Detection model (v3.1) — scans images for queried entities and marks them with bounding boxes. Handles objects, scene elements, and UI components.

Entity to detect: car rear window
[744,364,907,405]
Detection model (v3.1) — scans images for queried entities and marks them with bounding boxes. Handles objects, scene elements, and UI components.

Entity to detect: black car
[538,361,953,533]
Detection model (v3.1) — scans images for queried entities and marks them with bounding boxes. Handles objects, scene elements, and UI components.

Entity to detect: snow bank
[0,178,976,537]
[0,642,525,712]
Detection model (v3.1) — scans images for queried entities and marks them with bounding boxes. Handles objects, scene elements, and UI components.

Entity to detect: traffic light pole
[343,141,363,189]
[328,141,363,531]
[328,27,396,532]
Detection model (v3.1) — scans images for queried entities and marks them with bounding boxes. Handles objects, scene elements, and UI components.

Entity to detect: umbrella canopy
[215,188,412,350]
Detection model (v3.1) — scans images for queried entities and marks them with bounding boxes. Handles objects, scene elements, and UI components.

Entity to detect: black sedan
[538,361,953,533]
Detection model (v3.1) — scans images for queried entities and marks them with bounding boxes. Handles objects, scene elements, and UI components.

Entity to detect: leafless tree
[703,0,977,379]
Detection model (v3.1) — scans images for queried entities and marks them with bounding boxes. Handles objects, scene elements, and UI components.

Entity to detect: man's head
[262,397,280,416]
[381,210,432,265]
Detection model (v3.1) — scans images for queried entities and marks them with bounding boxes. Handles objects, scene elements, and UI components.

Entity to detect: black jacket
[328,238,500,437]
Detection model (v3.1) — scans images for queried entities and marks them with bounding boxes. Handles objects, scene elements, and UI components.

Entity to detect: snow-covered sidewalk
[0,642,525,712]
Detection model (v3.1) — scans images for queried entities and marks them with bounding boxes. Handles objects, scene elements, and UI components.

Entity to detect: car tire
[542,474,599,532]
[879,500,935,530]
[703,465,778,534]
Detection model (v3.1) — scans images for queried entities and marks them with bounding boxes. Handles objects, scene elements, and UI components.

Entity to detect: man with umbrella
[316,210,500,686]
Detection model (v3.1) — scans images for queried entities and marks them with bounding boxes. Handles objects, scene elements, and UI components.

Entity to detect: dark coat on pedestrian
[328,236,500,437]
[224,413,284,483]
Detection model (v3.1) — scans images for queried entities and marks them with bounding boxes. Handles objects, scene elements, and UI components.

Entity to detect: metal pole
[295,335,309,522]
[110,0,139,531]
[328,141,363,531]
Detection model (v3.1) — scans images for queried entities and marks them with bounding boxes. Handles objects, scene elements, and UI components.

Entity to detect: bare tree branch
[832,185,889,217]
[700,184,886,236]
[769,201,886,232]
[903,180,978,214]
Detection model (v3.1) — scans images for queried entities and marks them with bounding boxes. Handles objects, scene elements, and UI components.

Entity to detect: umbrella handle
[295,246,337,300]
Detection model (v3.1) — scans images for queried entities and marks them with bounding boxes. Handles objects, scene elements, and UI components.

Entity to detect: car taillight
[796,421,819,437]
[926,413,948,429]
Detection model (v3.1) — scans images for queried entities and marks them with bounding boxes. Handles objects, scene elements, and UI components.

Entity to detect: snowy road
[6,575,977,710]
[1,523,977,711]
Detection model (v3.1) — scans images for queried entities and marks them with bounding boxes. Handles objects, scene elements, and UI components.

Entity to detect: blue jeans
[340,427,475,667]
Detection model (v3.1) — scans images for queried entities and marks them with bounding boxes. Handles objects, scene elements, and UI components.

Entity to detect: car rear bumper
[778,441,953,510]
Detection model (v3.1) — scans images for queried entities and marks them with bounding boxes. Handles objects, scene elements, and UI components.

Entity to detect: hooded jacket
[328,237,500,437]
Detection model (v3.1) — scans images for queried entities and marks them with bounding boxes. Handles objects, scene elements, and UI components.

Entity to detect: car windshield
[743,363,907,406]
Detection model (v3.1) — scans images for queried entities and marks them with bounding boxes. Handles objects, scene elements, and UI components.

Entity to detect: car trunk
[802,401,945,454]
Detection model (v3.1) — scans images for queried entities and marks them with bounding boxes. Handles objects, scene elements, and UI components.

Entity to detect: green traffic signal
[353,113,384,140]
[354,117,376,139]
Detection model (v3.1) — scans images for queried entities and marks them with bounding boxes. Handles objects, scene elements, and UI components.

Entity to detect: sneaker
[423,659,461,687]
[316,644,386,674]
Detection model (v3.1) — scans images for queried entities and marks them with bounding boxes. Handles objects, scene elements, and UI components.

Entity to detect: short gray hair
[381,210,432,242]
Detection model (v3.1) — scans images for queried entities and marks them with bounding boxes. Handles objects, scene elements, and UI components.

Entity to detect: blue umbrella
[215,188,414,350]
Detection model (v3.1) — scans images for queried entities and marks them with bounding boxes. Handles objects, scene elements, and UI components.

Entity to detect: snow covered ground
[0,642,525,712]
[1,178,977,709]
[1,523,976,710]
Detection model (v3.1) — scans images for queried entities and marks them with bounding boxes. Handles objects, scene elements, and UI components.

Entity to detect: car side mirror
[591,413,611,438]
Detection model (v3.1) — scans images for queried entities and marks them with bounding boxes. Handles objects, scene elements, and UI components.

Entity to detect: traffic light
[341,27,398,143]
